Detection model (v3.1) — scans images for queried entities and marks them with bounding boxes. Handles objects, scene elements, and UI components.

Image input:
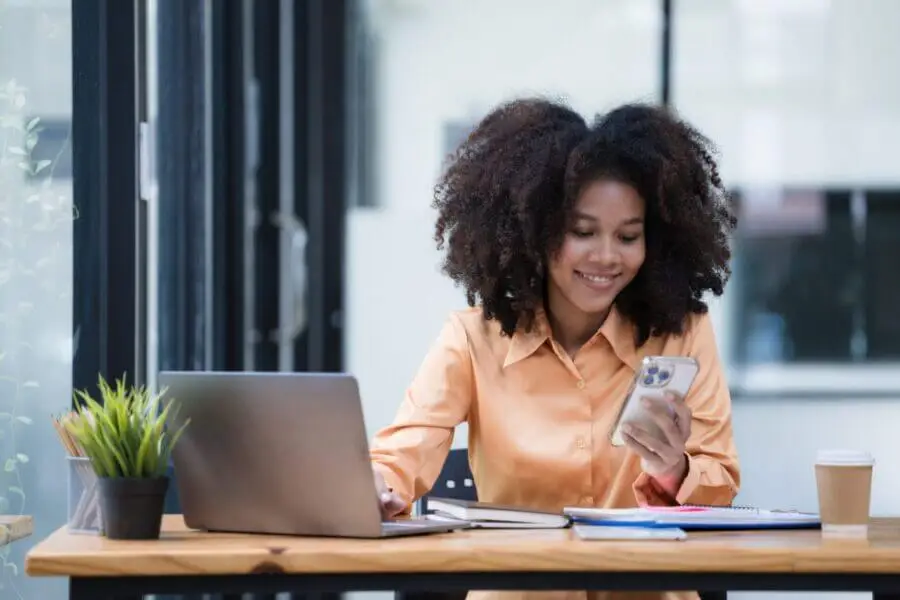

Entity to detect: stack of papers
[563,505,821,530]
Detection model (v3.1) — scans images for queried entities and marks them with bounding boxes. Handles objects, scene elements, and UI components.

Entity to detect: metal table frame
[68,571,900,599]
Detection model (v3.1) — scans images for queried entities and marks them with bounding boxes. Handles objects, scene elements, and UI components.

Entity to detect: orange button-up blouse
[370,305,740,600]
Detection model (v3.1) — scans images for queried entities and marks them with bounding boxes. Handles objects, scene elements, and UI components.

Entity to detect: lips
[576,270,619,291]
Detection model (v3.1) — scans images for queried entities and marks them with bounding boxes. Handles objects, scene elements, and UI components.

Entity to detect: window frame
[72,0,140,394]
[719,187,900,399]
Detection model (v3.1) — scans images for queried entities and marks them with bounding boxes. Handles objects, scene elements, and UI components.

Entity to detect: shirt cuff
[633,453,700,506]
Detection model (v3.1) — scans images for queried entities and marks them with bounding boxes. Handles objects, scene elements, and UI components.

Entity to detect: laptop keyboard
[381,519,436,532]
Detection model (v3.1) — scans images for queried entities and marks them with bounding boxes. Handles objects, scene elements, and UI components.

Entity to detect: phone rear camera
[643,376,654,385]
[659,371,670,381]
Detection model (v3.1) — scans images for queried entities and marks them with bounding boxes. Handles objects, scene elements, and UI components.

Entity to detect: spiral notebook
[563,504,821,531]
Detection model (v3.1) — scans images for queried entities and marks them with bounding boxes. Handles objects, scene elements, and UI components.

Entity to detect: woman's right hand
[374,468,407,519]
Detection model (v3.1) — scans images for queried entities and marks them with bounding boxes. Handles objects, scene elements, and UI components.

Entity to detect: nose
[590,236,620,266]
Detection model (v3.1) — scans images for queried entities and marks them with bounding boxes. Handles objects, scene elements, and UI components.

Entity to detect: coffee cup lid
[816,449,875,466]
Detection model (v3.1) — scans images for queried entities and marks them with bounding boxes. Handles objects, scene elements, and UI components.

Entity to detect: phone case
[609,355,699,447]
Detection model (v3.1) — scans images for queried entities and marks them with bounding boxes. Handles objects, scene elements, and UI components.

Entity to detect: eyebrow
[573,212,644,226]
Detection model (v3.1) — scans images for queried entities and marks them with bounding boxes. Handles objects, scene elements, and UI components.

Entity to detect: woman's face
[546,178,647,321]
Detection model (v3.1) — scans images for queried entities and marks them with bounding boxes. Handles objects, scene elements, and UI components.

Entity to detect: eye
[619,233,642,243]
[571,229,593,238]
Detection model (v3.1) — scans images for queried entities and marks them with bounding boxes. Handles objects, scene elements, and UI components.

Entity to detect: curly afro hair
[433,97,737,346]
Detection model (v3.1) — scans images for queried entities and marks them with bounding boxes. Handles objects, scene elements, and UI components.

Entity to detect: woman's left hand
[621,391,692,488]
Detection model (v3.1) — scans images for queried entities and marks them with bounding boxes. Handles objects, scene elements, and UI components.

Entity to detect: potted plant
[65,374,189,540]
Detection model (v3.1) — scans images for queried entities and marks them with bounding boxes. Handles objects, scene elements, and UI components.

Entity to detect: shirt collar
[502,304,637,370]
[502,309,553,369]
[597,304,638,368]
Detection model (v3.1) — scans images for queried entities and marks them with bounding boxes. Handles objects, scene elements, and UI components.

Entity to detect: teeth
[579,272,615,283]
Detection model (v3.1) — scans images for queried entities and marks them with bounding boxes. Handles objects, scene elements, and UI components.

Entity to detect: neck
[545,296,610,357]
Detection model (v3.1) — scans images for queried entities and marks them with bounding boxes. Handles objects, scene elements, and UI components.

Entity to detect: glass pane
[346,0,661,436]
[149,0,213,378]
[732,189,858,364]
[673,0,900,367]
[0,1,73,599]
[864,191,900,360]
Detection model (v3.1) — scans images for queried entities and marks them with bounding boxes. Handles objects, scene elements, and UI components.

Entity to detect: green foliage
[65,375,190,479]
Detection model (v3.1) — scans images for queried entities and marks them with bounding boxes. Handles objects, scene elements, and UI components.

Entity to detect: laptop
[157,370,468,538]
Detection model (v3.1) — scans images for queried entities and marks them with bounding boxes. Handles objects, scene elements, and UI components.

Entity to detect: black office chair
[401,449,478,600]
[401,448,727,600]
[416,446,479,514]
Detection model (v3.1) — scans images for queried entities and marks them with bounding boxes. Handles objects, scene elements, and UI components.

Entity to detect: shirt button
[576,379,586,390]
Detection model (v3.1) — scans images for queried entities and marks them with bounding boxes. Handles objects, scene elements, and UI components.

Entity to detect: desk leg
[70,579,101,600]
[70,578,137,600]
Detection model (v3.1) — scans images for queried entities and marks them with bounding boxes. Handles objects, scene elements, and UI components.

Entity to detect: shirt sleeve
[633,312,741,506]
[369,313,474,511]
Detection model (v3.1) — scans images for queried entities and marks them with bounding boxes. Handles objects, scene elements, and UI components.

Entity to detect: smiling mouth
[576,270,619,285]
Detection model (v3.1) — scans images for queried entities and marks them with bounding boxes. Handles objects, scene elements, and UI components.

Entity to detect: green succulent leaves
[65,375,189,479]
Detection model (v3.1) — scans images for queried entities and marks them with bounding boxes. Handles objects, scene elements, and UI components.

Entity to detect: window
[728,188,900,394]
[673,0,900,396]
[0,1,73,599]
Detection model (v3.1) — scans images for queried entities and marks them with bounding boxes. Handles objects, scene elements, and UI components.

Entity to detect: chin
[573,297,616,318]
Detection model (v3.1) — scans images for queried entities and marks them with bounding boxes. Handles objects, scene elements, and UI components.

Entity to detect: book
[425,513,564,529]
[563,504,820,531]
[425,497,570,528]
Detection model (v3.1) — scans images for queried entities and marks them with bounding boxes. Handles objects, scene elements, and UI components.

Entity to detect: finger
[642,398,683,448]
[623,423,668,456]
[622,431,660,463]
[384,495,405,514]
[625,425,668,457]
[647,476,679,505]
[663,390,685,404]
[648,475,668,495]
[659,392,691,440]
[380,491,406,518]
[671,401,692,440]
[640,395,672,418]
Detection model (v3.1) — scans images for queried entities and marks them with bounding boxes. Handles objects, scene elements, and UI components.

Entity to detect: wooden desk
[0,515,32,547]
[24,515,900,600]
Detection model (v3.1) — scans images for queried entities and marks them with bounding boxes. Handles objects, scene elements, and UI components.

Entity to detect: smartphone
[609,356,700,447]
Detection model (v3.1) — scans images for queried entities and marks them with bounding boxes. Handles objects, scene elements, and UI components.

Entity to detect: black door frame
[72,0,140,394]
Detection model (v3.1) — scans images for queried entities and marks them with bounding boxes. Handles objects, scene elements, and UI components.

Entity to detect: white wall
[366,0,661,213]
[346,2,900,599]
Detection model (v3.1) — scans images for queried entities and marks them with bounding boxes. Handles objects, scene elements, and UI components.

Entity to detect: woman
[369,98,740,600]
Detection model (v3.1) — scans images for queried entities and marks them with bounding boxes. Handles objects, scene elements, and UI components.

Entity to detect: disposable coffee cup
[815,449,874,537]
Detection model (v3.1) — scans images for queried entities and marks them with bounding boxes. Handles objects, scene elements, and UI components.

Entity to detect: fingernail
[380,492,391,502]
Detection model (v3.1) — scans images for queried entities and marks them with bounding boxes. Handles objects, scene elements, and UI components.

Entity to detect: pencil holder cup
[66,456,104,535]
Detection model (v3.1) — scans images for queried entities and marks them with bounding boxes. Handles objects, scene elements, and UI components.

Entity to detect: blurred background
[1,0,898,599]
